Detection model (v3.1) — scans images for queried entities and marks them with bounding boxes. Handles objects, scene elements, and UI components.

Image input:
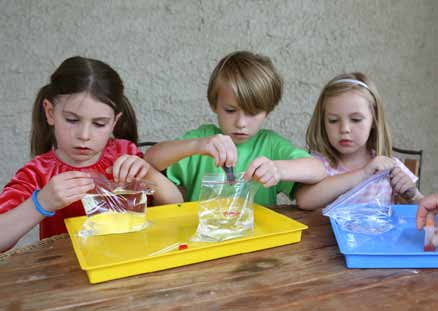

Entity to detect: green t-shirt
[166,124,310,207]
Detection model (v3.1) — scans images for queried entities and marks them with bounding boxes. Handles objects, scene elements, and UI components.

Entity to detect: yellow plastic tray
[65,202,308,283]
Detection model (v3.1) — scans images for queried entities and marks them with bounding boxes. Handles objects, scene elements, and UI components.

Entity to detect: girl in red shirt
[0,56,182,251]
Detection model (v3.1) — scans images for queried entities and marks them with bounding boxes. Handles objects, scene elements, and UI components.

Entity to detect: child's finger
[401,178,414,193]
[224,143,237,168]
[390,172,404,186]
[253,162,271,181]
[244,158,265,181]
[257,172,273,187]
[416,207,428,229]
[111,155,128,182]
[416,195,438,229]
[426,212,435,227]
[262,175,278,188]
[127,160,148,181]
[223,136,237,167]
[135,164,150,181]
[59,170,92,180]
[213,142,227,167]
[64,184,96,203]
[115,156,138,183]
[396,180,409,195]
[390,166,401,176]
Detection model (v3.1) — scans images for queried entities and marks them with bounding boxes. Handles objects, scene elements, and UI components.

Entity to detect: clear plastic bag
[322,170,396,235]
[191,172,259,242]
[79,172,155,237]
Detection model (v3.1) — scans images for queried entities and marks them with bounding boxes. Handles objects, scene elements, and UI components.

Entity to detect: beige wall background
[1,0,437,247]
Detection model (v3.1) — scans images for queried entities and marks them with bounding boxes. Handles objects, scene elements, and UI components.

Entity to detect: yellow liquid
[82,211,148,236]
[196,197,254,242]
[80,190,148,236]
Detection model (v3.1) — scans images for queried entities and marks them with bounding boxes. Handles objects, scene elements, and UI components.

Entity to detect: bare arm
[276,158,326,184]
[295,168,367,210]
[295,156,396,210]
[243,157,326,189]
[0,171,94,252]
[0,199,45,252]
[145,134,237,171]
[145,166,183,205]
[144,140,199,171]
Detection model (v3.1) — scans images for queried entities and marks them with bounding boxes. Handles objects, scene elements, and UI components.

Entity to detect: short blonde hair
[207,51,282,115]
[306,72,393,167]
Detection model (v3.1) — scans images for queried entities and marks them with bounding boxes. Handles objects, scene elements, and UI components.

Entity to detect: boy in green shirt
[145,51,325,206]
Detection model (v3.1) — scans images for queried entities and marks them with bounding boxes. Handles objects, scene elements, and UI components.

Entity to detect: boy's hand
[38,171,94,212]
[197,134,237,168]
[244,157,280,188]
[390,166,417,200]
[363,156,395,177]
[416,194,438,229]
[108,155,151,184]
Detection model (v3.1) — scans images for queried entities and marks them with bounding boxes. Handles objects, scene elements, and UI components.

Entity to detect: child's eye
[247,110,263,117]
[352,118,363,123]
[327,119,338,124]
[93,122,107,127]
[224,108,236,113]
[66,118,79,123]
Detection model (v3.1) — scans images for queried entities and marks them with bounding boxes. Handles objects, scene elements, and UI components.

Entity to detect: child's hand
[416,194,438,229]
[363,156,395,177]
[244,157,280,188]
[390,166,417,200]
[38,171,95,212]
[108,155,151,184]
[197,134,237,168]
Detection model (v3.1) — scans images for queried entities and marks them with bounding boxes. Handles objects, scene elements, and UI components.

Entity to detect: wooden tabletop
[1,206,437,311]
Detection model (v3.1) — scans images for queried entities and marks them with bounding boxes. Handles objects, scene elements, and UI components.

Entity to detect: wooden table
[1,206,437,310]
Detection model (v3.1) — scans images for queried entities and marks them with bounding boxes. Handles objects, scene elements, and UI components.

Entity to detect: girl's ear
[43,99,55,126]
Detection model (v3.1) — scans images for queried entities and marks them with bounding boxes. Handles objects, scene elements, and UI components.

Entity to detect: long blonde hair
[306,72,393,167]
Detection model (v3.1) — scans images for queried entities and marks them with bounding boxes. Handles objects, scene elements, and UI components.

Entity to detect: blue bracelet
[32,190,55,217]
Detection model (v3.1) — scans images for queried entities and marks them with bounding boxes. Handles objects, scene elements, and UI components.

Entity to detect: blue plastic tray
[330,204,438,268]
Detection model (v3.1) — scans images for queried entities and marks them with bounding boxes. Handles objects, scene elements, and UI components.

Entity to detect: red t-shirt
[0,139,143,239]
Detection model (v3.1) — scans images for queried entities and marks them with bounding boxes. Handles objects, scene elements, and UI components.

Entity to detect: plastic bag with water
[322,170,396,235]
[79,172,155,237]
[192,172,259,242]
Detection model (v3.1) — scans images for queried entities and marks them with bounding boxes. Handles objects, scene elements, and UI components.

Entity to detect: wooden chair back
[392,146,423,191]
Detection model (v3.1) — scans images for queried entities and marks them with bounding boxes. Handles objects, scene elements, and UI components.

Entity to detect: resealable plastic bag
[191,172,259,242]
[322,170,396,235]
[79,172,154,237]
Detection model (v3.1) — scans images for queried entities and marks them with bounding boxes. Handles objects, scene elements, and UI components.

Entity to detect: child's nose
[77,124,91,141]
[236,112,248,128]
[340,121,351,133]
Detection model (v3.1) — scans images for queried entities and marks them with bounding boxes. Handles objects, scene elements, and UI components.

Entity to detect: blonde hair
[207,51,282,115]
[306,72,393,167]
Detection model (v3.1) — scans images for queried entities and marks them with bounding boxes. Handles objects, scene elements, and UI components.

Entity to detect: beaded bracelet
[32,190,55,217]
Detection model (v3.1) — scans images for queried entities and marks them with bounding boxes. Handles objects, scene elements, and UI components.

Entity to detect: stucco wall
[1,0,437,247]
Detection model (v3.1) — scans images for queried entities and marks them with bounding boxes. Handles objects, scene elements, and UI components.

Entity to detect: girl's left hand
[107,155,151,184]
[244,157,280,188]
[390,166,417,200]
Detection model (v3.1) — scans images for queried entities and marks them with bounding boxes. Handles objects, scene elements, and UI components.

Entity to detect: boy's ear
[43,99,55,126]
